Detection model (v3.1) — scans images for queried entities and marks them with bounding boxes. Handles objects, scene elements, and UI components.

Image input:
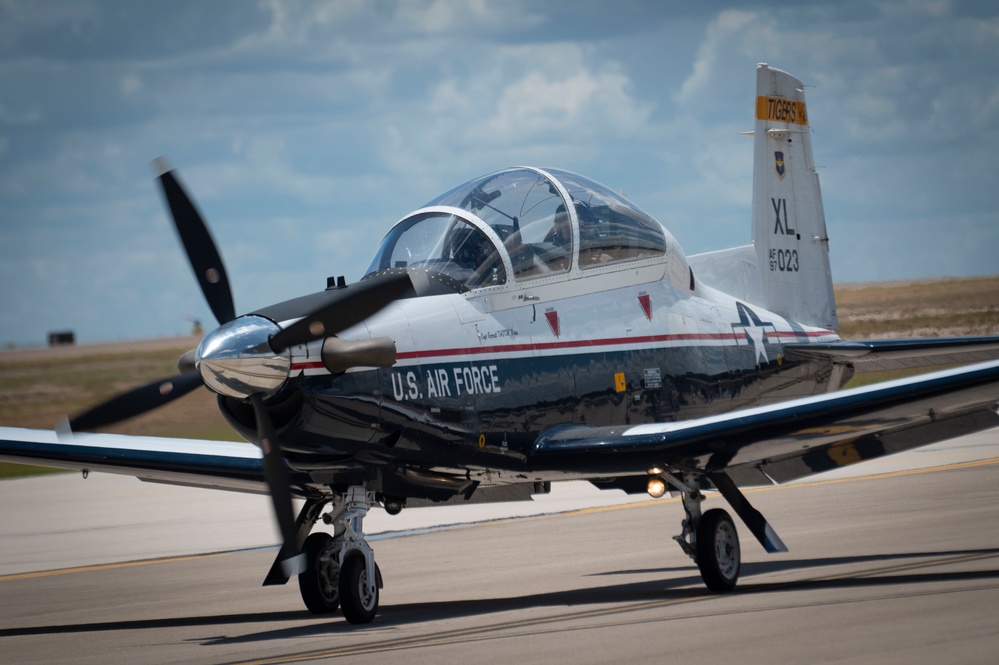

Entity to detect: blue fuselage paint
[280,337,832,474]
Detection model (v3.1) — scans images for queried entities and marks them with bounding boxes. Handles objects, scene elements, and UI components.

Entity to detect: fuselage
[210,167,842,489]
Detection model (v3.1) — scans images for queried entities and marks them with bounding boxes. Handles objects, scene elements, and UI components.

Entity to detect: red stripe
[290,329,835,370]
[398,333,728,360]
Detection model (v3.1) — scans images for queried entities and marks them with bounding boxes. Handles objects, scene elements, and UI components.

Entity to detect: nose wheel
[298,531,342,614]
[339,550,379,624]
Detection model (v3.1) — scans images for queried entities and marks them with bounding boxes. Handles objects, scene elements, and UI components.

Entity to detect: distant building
[48,331,75,346]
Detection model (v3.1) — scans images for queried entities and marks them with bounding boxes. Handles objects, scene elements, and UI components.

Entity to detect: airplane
[2,63,999,625]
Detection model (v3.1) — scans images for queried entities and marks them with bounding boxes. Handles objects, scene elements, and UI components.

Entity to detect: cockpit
[363,167,681,292]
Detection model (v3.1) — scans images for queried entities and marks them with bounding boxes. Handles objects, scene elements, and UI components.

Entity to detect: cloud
[0,103,43,125]
[231,0,542,56]
[674,9,757,105]
[120,72,142,96]
[879,0,951,19]
[394,0,543,35]
[376,40,655,192]
[483,67,650,139]
[232,0,364,50]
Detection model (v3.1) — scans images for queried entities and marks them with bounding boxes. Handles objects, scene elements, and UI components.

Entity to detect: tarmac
[1,427,998,664]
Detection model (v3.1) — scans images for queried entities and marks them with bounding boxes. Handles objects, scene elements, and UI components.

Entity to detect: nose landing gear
[275,486,383,624]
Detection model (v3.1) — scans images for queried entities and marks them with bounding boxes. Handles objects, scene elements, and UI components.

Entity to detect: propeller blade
[268,273,413,352]
[250,393,306,577]
[153,158,236,325]
[69,372,204,432]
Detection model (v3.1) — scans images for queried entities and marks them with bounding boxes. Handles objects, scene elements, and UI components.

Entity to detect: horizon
[3,274,995,350]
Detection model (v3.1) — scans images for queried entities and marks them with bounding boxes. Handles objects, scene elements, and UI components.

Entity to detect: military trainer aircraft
[3,64,999,624]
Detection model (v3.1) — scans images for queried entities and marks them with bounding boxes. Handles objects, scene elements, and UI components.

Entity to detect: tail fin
[751,63,837,329]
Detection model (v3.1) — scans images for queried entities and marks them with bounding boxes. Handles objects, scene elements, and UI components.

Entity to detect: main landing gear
[663,470,788,592]
[278,486,383,624]
[668,473,741,591]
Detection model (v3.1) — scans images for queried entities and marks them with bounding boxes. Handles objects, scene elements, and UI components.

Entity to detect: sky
[1,0,997,346]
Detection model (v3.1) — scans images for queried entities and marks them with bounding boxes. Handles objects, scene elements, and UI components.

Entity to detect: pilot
[447,225,490,271]
[575,201,614,265]
[544,204,571,246]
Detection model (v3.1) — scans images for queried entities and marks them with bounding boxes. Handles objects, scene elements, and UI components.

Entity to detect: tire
[338,550,379,624]
[298,532,341,614]
[695,508,741,592]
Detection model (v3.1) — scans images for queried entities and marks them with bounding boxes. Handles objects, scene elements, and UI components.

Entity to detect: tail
[689,64,837,330]
[750,63,837,329]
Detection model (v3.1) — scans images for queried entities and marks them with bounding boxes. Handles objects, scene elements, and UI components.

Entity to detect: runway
[2,430,999,664]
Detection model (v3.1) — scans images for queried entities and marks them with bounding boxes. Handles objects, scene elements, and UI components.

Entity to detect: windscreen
[364,212,506,289]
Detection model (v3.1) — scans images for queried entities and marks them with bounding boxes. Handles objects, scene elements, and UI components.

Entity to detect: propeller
[68,372,204,432]
[251,393,305,576]
[268,274,413,352]
[153,158,235,326]
[66,158,411,578]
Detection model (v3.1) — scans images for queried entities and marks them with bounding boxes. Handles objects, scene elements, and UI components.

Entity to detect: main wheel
[338,550,379,624]
[695,508,741,592]
[298,532,341,614]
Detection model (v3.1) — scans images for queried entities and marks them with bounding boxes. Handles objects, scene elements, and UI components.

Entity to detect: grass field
[2,275,997,477]
[835,275,999,388]
[835,275,999,339]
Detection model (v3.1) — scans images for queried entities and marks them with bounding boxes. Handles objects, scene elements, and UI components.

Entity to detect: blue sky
[1,0,997,346]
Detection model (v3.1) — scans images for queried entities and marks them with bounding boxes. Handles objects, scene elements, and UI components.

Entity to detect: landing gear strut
[293,486,379,624]
[668,473,741,592]
[330,486,381,624]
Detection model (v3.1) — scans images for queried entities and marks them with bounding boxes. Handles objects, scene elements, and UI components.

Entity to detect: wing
[0,427,271,494]
[783,336,999,372]
[533,359,999,486]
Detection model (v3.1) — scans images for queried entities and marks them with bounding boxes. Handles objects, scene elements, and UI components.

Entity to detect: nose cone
[196,316,291,399]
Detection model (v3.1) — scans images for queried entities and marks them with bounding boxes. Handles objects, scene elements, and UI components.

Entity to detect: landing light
[647,477,667,498]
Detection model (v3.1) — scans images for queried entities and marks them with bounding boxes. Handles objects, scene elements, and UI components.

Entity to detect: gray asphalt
[2,431,998,664]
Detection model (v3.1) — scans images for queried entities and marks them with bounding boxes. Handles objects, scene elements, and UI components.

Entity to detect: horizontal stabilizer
[784,336,999,372]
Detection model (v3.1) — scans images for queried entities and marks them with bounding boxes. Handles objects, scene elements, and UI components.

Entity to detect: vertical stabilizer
[751,64,837,329]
